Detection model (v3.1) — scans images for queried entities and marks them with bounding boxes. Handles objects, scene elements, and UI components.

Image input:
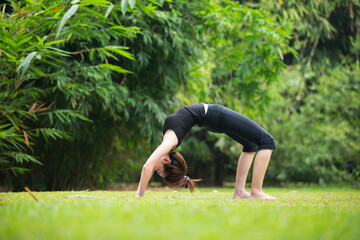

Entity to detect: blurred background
[0,0,359,191]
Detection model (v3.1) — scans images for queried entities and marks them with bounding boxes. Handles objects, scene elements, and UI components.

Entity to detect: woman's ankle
[234,188,248,195]
[250,189,263,195]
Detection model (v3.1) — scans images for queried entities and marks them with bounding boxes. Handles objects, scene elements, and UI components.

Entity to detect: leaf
[44,39,66,46]
[277,47,283,60]
[3,36,17,47]
[37,36,44,47]
[16,36,33,48]
[129,0,136,9]
[121,0,128,15]
[30,66,47,77]
[0,158,9,164]
[49,113,54,125]
[50,110,92,123]
[5,152,42,165]
[99,64,132,74]
[105,3,114,18]
[40,128,72,142]
[11,167,31,176]
[90,49,96,60]
[17,52,37,78]
[23,131,29,147]
[104,46,134,60]
[56,4,79,39]
[79,0,110,4]
[28,103,37,113]
[0,124,12,130]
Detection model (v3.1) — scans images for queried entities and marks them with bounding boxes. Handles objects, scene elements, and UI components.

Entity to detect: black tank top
[162,103,206,148]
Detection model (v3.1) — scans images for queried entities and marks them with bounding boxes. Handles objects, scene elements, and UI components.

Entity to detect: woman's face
[154,154,170,177]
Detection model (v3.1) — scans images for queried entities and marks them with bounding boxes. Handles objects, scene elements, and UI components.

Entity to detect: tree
[1,0,294,190]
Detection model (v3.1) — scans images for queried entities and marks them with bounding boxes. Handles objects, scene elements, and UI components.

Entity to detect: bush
[0,0,138,189]
[1,0,294,190]
[265,63,360,185]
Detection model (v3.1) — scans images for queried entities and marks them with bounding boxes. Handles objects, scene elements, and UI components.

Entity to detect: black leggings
[204,104,276,152]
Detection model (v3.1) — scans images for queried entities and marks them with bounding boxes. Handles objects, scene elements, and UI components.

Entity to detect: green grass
[1,187,359,240]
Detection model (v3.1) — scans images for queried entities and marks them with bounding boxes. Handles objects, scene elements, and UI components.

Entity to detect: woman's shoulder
[162,130,178,149]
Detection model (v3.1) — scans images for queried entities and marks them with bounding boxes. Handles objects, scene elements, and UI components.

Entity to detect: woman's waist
[203,104,225,132]
[203,103,208,115]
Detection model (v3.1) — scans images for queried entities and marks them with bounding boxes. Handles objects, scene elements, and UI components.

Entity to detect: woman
[136,103,276,199]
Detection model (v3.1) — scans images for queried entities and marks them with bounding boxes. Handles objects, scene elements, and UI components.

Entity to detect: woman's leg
[205,105,276,199]
[250,149,276,199]
[233,151,256,198]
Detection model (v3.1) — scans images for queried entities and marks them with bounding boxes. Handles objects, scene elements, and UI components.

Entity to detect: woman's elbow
[142,164,152,173]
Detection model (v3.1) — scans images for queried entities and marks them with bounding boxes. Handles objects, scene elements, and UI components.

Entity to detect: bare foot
[233,191,250,199]
[250,191,278,199]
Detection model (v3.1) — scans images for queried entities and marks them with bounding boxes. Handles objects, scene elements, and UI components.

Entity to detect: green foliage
[1,188,360,239]
[3,0,356,189]
[248,0,360,186]
[258,0,360,68]
[171,0,294,185]
[205,1,295,113]
[0,0,295,189]
[2,0,215,189]
[55,0,292,188]
[0,0,137,186]
[178,0,295,115]
[0,1,73,175]
[187,0,360,187]
[264,63,360,185]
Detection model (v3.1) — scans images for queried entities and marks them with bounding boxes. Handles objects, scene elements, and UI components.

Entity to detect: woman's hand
[135,130,178,197]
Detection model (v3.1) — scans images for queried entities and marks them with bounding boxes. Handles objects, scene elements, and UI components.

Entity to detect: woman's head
[161,151,200,192]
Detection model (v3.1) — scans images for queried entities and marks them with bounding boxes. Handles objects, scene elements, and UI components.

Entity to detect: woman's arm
[135,130,178,197]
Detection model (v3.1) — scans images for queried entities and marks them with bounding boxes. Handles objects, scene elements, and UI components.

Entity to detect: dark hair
[163,151,201,192]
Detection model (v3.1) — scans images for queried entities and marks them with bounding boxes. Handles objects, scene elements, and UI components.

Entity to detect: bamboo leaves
[17,52,37,78]
[1,0,128,177]
[104,46,134,60]
[129,0,136,9]
[56,4,79,39]
[99,64,131,74]
[2,0,296,188]
[121,0,128,15]
[40,128,71,141]
[121,0,136,15]
[105,3,114,18]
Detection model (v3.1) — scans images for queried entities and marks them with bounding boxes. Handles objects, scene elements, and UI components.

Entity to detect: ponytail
[182,175,201,192]
[163,152,201,192]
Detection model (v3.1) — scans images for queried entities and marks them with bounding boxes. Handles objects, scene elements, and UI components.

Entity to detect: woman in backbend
[136,103,277,199]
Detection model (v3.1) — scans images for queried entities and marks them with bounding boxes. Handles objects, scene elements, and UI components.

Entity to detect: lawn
[1,187,359,240]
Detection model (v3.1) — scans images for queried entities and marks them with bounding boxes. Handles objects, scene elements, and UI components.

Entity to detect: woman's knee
[259,134,276,150]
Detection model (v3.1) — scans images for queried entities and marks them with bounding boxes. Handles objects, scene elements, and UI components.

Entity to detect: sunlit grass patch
[1,187,359,240]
